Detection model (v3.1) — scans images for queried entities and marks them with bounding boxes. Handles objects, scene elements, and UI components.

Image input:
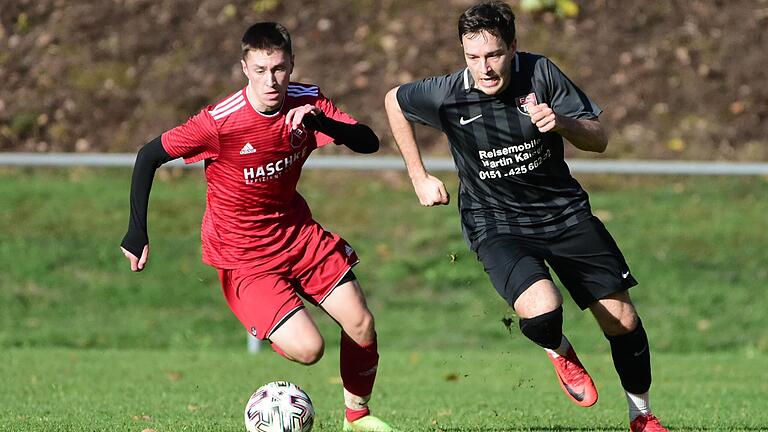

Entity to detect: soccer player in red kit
[120,22,397,432]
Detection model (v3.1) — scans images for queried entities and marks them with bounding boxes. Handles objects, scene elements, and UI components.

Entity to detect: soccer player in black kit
[384,2,668,431]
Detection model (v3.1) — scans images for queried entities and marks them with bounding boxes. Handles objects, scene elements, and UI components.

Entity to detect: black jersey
[396,52,603,250]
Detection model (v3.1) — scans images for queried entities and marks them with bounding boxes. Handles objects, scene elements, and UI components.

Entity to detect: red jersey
[161,83,357,269]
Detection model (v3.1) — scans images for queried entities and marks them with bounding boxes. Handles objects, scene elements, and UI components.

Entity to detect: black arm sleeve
[302,113,379,154]
[120,136,174,257]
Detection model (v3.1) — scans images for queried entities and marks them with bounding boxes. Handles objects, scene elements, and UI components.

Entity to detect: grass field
[1,167,767,431]
[2,348,767,431]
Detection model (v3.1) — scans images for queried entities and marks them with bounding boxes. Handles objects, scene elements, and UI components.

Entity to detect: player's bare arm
[384,87,449,206]
[287,103,379,154]
[120,136,174,272]
[528,103,607,153]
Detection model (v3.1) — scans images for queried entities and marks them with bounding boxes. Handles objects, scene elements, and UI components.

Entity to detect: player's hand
[412,173,450,206]
[121,244,150,272]
[528,103,561,133]
[285,104,322,130]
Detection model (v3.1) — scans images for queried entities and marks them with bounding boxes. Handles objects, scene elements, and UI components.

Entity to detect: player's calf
[340,331,379,421]
[605,319,651,396]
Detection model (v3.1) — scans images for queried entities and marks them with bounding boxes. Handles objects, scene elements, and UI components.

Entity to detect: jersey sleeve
[313,90,358,148]
[161,108,220,164]
[537,58,603,120]
[395,74,453,131]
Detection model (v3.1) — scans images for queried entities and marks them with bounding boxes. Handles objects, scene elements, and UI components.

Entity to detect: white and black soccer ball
[244,381,315,432]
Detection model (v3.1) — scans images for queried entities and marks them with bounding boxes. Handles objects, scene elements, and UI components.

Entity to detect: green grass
[1,348,766,431]
[1,167,767,431]
[1,168,766,353]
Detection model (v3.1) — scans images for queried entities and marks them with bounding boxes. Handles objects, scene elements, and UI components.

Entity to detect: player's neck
[245,85,283,115]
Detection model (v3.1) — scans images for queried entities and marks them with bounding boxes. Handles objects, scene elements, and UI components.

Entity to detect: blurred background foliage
[0,0,766,159]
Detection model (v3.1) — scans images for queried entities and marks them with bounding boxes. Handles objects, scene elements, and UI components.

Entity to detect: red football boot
[630,414,669,432]
[546,346,598,407]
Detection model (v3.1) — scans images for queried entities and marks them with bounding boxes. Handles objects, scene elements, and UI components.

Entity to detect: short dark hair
[241,22,292,59]
[458,1,516,47]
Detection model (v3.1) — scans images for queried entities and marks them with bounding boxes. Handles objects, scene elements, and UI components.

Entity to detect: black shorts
[475,216,638,310]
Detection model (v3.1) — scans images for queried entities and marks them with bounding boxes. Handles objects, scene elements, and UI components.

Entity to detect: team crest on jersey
[516,92,538,116]
[289,126,308,149]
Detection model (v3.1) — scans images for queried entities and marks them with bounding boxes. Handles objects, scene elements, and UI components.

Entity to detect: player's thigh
[475,234,558,314]
[292,225,372,343]
[514,278,563,318]
[321,275,375,342]
[292,224,367,322]
[547,216,638,310]
[293,223,359,305]
[268,308,324,361]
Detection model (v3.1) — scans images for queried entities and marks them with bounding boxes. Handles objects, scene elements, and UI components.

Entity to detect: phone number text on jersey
[478,149,551,180]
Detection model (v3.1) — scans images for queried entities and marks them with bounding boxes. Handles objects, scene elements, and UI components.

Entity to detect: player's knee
[292,338,325,365]
[342,310,375,343]
[519,306,564,349]
[277,333,325,365]
[600,311,638,336]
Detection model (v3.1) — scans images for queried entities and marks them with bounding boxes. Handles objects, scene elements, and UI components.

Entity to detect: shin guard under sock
[340,331,379,421]
[606,319,652,394]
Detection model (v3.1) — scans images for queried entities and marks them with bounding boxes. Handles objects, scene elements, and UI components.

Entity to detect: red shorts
[217,222,359,340]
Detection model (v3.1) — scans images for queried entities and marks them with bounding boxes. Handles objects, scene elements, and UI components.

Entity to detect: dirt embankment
[1,0,766,160]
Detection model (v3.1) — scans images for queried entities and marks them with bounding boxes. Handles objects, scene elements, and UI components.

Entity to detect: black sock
[606,319,651,394]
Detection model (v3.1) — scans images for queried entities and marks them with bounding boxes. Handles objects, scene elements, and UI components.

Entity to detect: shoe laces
[556,353,586,387]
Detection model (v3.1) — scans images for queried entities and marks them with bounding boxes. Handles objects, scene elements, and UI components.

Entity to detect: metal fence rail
[1,153,767,175]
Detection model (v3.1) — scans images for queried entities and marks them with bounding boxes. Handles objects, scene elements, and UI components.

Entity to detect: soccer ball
[244,381,315,432]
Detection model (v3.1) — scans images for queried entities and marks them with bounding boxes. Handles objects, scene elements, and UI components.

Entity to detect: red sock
[345,407,370,422]
[340,331,378,421]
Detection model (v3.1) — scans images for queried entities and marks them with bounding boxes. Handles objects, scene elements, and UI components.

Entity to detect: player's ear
[289,54,295,74]
[509,38,517,54]
[241,59,248,77]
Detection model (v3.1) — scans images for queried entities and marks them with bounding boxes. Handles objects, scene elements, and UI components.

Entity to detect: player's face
[462,30,516,95]
[241,49,294,112]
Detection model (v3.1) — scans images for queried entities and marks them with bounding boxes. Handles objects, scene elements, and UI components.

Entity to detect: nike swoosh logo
[634,344,648,357]
[622,271,630,279]
[459,114,482,125]
[556,374,585,401]
[565,385,585,401]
